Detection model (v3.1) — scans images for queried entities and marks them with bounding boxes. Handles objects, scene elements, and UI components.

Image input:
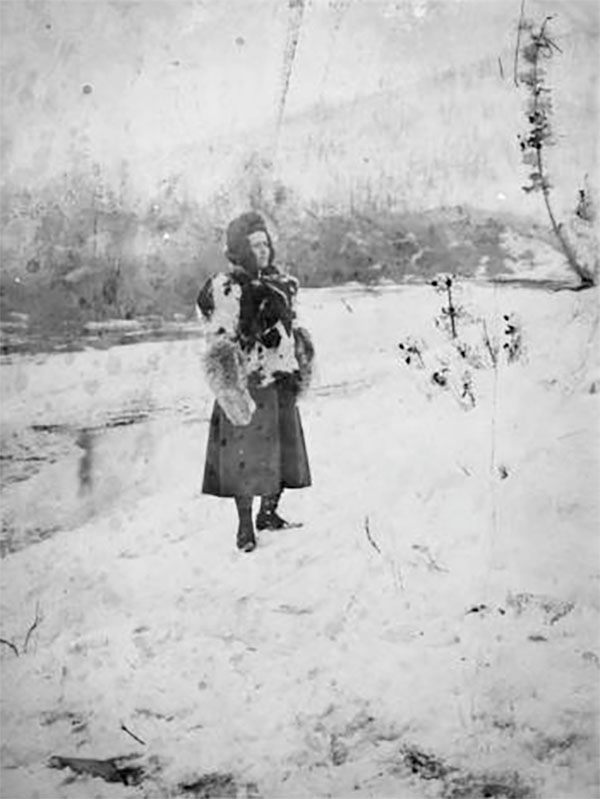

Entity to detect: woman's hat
[225,212,271,266]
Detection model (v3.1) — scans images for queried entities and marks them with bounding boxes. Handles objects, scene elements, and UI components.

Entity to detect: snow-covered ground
[1,281,599,799]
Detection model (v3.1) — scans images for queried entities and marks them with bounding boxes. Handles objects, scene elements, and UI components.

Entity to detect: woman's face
[247,230,270,271]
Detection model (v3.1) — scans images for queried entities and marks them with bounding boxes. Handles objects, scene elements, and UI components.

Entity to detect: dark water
[0,321,203,357]
[0,406,210,558]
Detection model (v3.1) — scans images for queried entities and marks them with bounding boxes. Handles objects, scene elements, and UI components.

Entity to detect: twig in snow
[481,319,498,367]
[412,544,448,573]
[120,723,146,746]
[274,604,313,615]
[391,561,405,593]
[363,516,381,555]
[341,298,354,313]
[0,638,19,657]
[1,603,43,657]
[23,602,42,653]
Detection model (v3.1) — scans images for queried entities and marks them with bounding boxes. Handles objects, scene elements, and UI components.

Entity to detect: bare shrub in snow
[399,275,524,408]
[432,274,463,339]
[397,337,425,368]
[502,313,524,363]
[517,16,596,288]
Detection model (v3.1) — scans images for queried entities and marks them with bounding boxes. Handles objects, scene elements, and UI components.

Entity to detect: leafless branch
[23,602,42,653]
[538,14,554,41]
[364,516,381,555]
[0,638,19,657]
[120,723,146,746]
[481,319,498,367]
[412,544,448,573]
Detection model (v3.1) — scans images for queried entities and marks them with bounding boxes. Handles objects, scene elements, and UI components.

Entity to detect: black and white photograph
[0,1,598,797]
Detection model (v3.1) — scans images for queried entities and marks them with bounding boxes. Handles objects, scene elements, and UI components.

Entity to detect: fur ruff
[293,326,315,396]
[203,338,256,426]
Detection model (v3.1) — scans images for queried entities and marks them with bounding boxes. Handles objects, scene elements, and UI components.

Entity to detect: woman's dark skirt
[202,380,311,497]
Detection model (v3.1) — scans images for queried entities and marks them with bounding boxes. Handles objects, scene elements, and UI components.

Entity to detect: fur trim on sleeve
[293,326,315,395]
[203,338,256,426]
[197,274,241,338]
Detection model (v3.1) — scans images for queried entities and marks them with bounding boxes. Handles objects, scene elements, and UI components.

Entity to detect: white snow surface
[1,283,599,799]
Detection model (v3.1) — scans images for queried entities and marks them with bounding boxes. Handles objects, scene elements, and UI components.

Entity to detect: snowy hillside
[1,281,599,799]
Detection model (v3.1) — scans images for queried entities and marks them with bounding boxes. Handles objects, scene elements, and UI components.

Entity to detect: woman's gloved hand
[274,370,302,395]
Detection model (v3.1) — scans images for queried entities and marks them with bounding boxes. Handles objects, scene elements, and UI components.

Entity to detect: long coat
[197,265,312,498]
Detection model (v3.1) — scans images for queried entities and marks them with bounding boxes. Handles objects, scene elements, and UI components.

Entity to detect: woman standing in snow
[196,212,314,553]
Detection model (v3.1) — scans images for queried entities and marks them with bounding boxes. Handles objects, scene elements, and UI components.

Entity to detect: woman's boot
[234,495,256,552]
[256,489,290,530]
